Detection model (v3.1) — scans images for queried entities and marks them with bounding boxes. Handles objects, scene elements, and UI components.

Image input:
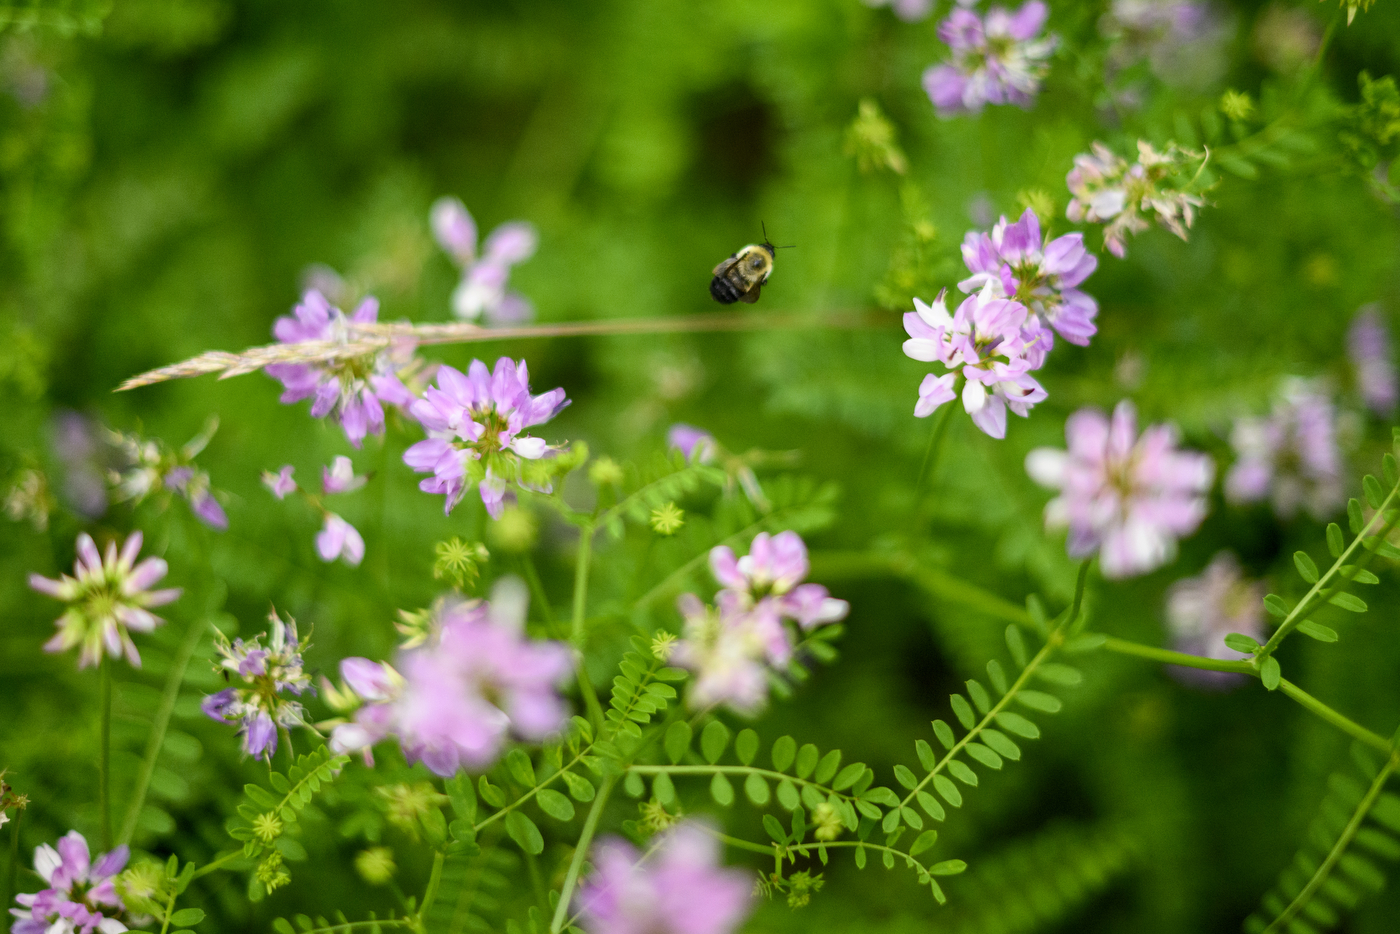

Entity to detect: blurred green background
[3,0,1400,931]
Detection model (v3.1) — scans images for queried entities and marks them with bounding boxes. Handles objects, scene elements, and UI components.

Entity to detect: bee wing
[738,282,762,304]
[712,255,740,277]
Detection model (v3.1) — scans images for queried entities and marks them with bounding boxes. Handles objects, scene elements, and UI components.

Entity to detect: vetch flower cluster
[329,579,572,775]
[29,532,181,669]
[959,207,1099,348]
[669,532,848,713]
[1349,306,1397,416]
[902,283,1050,438]
[431,196,538,325]
[202,612,314,761]
[261,459,368,567]
[109,423,226,530]
[1066,140,1206,257]
[1165,552,1264,686]
[1026,400,1214,578]
[10,831,130,934]
[265,290,417,448]
[1226,379,1345,521]
[404,357,570,518]
[923,1,1058,117]
[575,821,754,934]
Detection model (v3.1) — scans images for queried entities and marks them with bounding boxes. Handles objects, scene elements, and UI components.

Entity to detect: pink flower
[959,208,1099,347]
[1026,400,1214,578]
[922,1,1058,117]
[1349,306,1397,416]
[11,830,129,934]
[316,514,365,567]
[265,290,419,448]
[322,456,366,495]
[667,424,717,463]
[29,532,181,668]
[1065,141,1205,258]
[263,465,297,499]
[576,822,754,934]
[862,0,934,22]
[710,531,849,631]
[1165,552,1264,687]
[1225,380,1344,521]
[431,196,538,325]
[403,357,569,517]
[329,579,571,774]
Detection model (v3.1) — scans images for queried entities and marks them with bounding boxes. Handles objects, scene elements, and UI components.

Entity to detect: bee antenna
[760,221,793,250]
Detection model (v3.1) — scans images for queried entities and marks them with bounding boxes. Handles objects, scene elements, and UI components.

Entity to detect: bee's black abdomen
[710,276,742,304]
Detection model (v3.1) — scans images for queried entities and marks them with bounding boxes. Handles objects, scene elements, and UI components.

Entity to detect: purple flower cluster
[261,460,368,566]
[1101,0,1222,87]
[960,208,1099,348]
[923,1,1058,117]
[669,532,848,713]
[902,283,1050,438]
[1066,141,1205,258]
[110,426,227,531]
[330,579,572,775]
[404,357,569,518]
[1226,380,1344,521]
[576,821,753,934]
[30,532,181,669]
[1026,401,1214,578]
[11,831,129,934]
[266,291,417,448]
[1349,306,1397,416]
[667,424,717,464]
[1165,552,1264,686]
[202,612,313,761]
[431,196,538,325]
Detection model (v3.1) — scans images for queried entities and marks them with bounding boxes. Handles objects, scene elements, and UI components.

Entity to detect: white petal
[1024,448,1068,488]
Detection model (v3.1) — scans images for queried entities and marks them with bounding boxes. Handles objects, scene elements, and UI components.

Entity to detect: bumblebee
[710,226,789,305]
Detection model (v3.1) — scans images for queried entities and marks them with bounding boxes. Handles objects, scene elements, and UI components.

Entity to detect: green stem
[1263,752,1399,934]
[99,655,112,851]
[119,615,208,845]
[157,886,178,934]
[549,774,617,934]
[626,765,855,802]
[190,850,243,880]
[418,849,446,922]
[1100,637,1392,753]
[570,527,605,729]
[471,745,594,834]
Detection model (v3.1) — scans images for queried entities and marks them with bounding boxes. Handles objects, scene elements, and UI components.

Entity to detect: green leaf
[709,773,735,807]
[536,789,576,821]
[965,680,991,714]
[1294,551,1320,583]
[917,791,946,821]
[1349,498,1365,534]
[949,695,976,730]
[701,721,730,764]
[964,743,1003,770]
[1327,523,1345,557]
[744,772,770,806]
[1385,453,1399,487]
[623,771,645,798]
[902,806,923,830]
[833,763,865,791]
[506,749,536,788]
[446,774,478,822]
[735,729,759,766]
[862,786,900,806]
[1224,633,1260,653]
[994,712,1041,739]
[795,744,819,779]
[947,759,978,786]
[479,776,506,808]
[777,779,801,810]
[1297,620,1339,642]
[771,736,797,772]
[932,720,955,750]
[664,722,692,765]
[894,765,919,790]
[1005,625,1028,667]
[1343,567,1380,584]
[930,859,968,875]
[244,784,278,809]
[1064,633,1107,653]
[1330,593,1368,613]
[170,909,205,926]
[910,829,939,856]
[763,814,788,844]
[561,770,595,802]
[651,771,676,806]
[931,775,962,807]
[1260,655,1281,691]
[815,749,842,784]
[1364,474,1384,509]
[915,740,936,772]
[1036,664,1083,687]
[855,845,867,869]
[1263,594,1290,618]
[981,729,1021,760]
[505,812,544,855]
[882,808,901,833]
[986,659,1007,695]
[1017,690,1063,713]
